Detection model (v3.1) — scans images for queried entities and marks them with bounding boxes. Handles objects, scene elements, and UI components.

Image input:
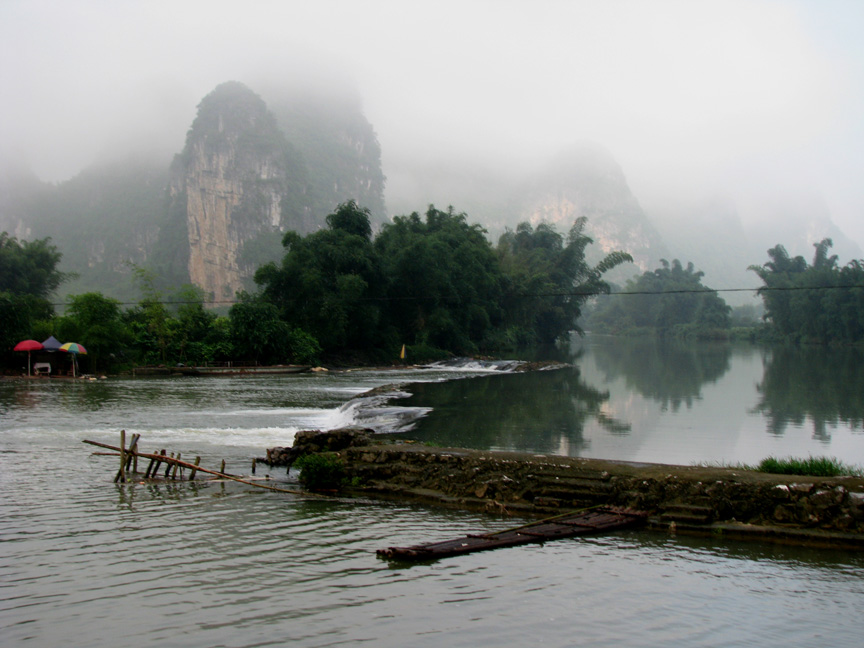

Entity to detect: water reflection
[588,336,732,411]
[398,367,630,454]
[754,346,864,440]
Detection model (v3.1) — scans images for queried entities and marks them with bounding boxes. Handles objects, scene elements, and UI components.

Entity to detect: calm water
[2,340,864,647]
[401,336,864,466]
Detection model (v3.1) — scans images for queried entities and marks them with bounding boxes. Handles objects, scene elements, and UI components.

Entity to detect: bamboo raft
[377,507,648,561]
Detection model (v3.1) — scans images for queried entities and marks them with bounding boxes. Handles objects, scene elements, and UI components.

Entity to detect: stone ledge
[265,429,864,547]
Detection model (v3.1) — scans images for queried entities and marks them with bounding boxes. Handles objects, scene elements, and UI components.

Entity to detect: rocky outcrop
[165,82,312,300]
[516,143,669,278]
[267,429,864,548]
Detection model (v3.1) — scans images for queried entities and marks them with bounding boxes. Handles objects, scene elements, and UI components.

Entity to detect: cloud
[2,0,862,244]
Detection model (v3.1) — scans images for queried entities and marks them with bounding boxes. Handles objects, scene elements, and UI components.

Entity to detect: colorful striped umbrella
[60,342,87,377]
[60,342,87,355]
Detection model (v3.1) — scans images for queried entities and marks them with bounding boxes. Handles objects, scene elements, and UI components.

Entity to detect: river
[2,337,863,647]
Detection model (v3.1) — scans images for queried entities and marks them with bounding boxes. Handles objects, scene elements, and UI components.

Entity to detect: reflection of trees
[398,367,629,455]
[590,337,731,411]
[753,346,864,441]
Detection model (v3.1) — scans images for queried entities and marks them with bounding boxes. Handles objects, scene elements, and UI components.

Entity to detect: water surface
[3,344,864,647]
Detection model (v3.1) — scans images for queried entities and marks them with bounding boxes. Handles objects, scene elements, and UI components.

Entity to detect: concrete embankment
[266,429,864,550]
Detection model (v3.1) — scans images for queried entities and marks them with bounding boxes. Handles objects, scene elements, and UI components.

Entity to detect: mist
[2,0,863,247]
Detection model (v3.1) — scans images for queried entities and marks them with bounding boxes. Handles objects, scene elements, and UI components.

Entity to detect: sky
[2,0,863,246]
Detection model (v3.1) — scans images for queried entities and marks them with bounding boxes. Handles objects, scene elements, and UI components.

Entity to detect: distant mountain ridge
[1,82,860,306]
[0,81,386,301]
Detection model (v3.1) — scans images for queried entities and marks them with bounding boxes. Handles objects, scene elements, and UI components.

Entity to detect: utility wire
[43,283,864,308]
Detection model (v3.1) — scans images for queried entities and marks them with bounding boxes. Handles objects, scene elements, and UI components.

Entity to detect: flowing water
[2,339,864,647]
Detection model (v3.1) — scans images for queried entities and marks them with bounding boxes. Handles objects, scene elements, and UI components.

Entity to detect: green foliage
[588,259,730,336]
[0,232,67,299]
[254,203,629,359]
[294,453,347,490]
[258,201,384,354]
[0,233,67,364]
[756,456,861,477]
[749,238,864,344]
[228,293,292,363]
[55,292,131,372]
[123,267,173,364]
[285,327,322,365]
[3,201,631,370]
[375,206,504,354]
[496,218,632,344]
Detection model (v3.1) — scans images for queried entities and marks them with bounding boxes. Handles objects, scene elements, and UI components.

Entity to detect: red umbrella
[13,339,45,376]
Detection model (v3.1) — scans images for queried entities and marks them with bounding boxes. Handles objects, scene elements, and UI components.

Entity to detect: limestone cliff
[163,81,311,300]
[517,144,668,278]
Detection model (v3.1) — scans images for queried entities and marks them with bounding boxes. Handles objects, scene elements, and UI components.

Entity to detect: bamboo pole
[124,434,141,472]
[144,456,156,478]
[83,439,321,497]
[189,457,201,481]
[114,430,126,483]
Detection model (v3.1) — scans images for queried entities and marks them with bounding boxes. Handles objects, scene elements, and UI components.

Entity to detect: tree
[228,292,321,364]
[496,218,633,344]
[750,238,864,344]
[124,266,173,364]
[590,259,730,335]
[169,284,224,363]
[256,201,383,354]
[375,206,505,354]
[55,292,131,372]
[0,233,67,364]
[0,232,67,299]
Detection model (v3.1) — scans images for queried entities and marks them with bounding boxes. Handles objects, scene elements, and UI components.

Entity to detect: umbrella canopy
[60,342,87,377]
[14,339,44,352]
[13,339,44,377]
[42,336,63,351]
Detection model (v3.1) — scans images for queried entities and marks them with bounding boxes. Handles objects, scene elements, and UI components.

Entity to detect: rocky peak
[518,143,669,276]
[165,81,310,300]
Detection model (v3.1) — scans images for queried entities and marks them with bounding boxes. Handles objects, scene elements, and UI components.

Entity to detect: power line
[44,282,864,308]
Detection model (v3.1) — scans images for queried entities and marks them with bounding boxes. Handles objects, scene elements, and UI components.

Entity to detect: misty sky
[2,0,863,245]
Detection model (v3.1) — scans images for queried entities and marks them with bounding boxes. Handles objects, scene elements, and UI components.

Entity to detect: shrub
[294,453,346,490]
[756,455,862,477]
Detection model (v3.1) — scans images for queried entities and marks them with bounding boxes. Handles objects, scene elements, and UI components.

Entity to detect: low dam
[267,429,864,550]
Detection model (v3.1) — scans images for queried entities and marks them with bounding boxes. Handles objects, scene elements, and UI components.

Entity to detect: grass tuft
[756,455,862,477]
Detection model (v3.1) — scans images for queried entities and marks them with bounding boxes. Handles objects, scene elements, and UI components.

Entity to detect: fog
[2,0,863,246]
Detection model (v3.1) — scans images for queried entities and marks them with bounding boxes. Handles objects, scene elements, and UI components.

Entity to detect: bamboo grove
[4,202,864,373]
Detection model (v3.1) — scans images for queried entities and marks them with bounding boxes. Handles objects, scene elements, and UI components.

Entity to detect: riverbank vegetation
[586,237,864,346]
[5,203,864,375]
[584,258,731,338]
[748,238,864,345]
[1,202,632,372]
[756,455,862,477]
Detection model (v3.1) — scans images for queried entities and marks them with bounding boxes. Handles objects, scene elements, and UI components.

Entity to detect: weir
[267,429,864,551]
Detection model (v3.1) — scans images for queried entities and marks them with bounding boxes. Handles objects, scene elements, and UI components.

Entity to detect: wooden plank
[377,507,647,560]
